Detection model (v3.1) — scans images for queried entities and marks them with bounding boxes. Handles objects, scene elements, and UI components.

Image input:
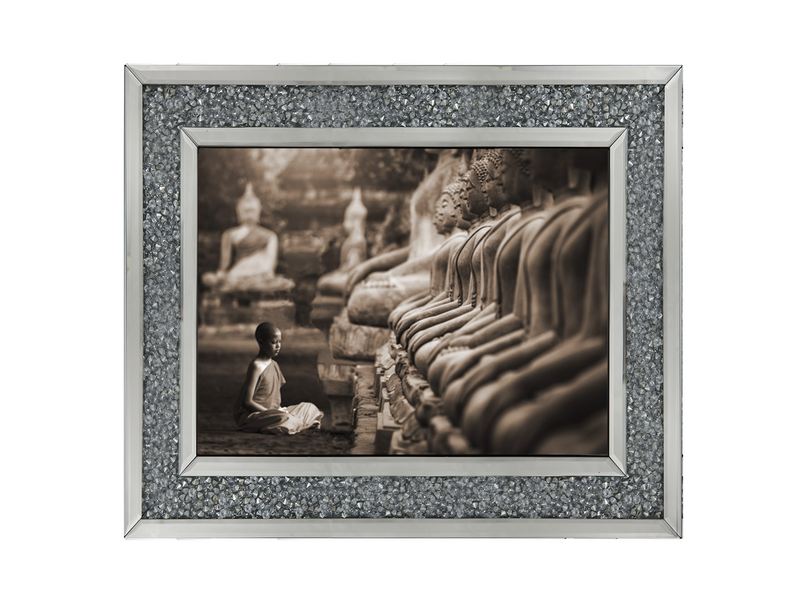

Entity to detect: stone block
[329,309,389,361]
[311,294,344,330]
[389,430,430,455]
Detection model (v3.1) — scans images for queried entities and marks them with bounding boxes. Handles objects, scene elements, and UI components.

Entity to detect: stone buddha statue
[344,149,465,327]
[387,179,470,329]
[426,150,572,394]
[316,188,368,296]
[424,151,551,391]
[439,151,601,419]
[393,153,497,348]
[456,174,609,452]
[408,149,538,376]
[202,183,293,292]
[483,191,609,454]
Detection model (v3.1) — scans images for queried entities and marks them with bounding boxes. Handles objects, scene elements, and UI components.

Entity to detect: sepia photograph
[196,146,610,457]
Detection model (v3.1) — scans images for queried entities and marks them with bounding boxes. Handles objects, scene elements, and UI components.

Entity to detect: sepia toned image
[196,147,609,457]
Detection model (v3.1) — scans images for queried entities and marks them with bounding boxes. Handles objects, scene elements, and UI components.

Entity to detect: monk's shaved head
[255,322,280,343]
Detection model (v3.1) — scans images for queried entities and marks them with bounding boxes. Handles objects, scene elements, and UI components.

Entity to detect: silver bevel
[124,66,144,535]
[126,518,679,539]
[178,127,627,478]
[184,126,625,148]
[663,68,683,537]
[179,130,198,475]
[609,130,628,473]
[126,64,681,86]
[181,456,625,477]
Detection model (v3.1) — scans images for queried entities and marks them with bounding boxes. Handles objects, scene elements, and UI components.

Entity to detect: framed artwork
[125,65,682,537]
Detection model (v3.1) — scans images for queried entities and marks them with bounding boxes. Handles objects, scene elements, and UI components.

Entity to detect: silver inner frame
[125,65,682,538]
[179,127,627,478]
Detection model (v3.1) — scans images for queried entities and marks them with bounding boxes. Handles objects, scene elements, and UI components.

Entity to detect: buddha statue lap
[202,183,293,293]
[426,207,550,394]
[435,198,586,401]
[459,188,609,451]
[345,149,465,327]
[437,151,602,413]
[486,194,609,455]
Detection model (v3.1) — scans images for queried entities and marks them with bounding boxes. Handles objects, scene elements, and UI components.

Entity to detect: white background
[2,1,801,601]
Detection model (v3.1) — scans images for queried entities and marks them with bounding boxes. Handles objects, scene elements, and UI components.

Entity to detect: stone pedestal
[200,287,295,330]
[329,309,389,361]
[317,354,358,433]
[311,294,344,331]
[374,383,400,455]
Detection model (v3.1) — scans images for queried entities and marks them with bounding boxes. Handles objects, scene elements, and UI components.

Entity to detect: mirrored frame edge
[124,64,683,539]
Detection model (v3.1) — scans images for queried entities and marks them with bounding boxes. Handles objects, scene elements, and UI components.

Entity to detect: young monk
[232,322,323,434]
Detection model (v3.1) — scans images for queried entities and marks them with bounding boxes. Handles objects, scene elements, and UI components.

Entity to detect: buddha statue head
[437,179,471,234]
[522,149,575,211]
[502,149,536,207]
[235,183,262,226]
[461,156,492,222]
[476,150,505,210]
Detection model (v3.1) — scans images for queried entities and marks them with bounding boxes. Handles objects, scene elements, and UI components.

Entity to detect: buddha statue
[426,149,574,394]
[408,149,536,376]
[393,153,497,348]
[387,179,470,329]
[485,192,609,454]
[458,171,609,452]
[202,183,293,292]
[345,149,466,327]
[425,150,555,392]
[316,188,368,296]
[439,150,602,420]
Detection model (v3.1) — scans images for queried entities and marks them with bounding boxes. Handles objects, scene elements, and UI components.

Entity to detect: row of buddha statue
[344,147,610,455]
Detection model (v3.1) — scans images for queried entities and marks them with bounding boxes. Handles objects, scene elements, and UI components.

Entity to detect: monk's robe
[233,361,323,435]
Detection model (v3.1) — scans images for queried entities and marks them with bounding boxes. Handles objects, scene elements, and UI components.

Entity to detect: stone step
[329,309,390,361]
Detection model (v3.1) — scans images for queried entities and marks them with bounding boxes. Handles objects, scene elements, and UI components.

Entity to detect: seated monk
[410,149,539,376]
[202,183,293,292]
[316,188,368,296]
[387,179,470,329]
[394,153,496,348]
[459,184,609,452]
[345,149,466,327]
[435,151,597,402]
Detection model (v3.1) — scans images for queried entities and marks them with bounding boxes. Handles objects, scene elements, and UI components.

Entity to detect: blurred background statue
[344,149,466,327]
[316,188,368,296]
[202,183,293,292]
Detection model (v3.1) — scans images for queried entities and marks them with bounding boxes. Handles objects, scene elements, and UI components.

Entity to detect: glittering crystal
[140,83,666,520]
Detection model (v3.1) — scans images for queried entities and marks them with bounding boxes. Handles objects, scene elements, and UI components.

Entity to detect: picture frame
[125,65,682,538]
